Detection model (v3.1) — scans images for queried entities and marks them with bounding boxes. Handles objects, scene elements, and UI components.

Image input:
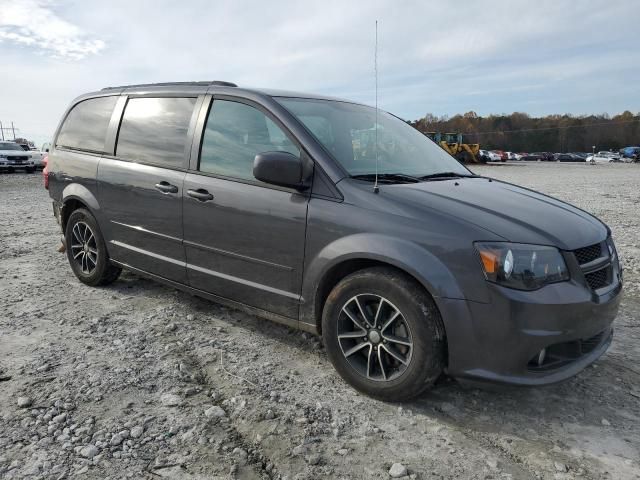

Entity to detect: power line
[0,121,20,141]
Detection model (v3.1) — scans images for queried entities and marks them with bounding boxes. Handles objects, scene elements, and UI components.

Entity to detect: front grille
[585,267,610,290]
[7,155,28,161]
[574,243,602,265]
[572,240,615,292]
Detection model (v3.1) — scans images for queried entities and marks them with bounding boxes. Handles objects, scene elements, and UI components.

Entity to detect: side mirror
[253,151,308,190]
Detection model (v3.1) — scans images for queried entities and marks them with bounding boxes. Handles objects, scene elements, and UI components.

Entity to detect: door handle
[155,181,179,194]
[187,188,214,202]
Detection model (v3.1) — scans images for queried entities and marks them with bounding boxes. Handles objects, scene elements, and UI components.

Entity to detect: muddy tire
[65,208,121,286]
[322,267,445,402]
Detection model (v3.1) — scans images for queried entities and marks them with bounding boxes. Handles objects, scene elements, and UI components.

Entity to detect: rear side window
[199,100,299,181]
[116,97,196,167]
[56,96,118,152]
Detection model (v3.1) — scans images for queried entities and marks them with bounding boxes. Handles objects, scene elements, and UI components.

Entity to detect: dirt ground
[1,163,639,480]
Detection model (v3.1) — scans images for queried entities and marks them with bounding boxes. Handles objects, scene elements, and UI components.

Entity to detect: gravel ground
[1,163,639,480]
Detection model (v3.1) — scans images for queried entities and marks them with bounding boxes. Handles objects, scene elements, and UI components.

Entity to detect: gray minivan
[47,81,622,400]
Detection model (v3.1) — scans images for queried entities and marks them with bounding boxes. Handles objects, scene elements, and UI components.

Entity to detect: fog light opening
[537,348,547,367]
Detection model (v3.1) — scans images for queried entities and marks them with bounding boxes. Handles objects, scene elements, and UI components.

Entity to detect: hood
[0,149,31,156]
[383,177,608,250]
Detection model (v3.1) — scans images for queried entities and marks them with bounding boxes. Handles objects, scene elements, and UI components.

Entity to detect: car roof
[96,80,357,104]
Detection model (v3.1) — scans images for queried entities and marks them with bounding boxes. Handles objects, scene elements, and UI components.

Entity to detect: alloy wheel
[337,294,413,382]
[70,221,98,275]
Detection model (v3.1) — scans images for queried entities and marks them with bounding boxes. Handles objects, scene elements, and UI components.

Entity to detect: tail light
[43,154,49,190]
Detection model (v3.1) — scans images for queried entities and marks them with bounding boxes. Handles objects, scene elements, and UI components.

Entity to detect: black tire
[455,150,474,164]
[322,267,445,401]
[65,208,121,286]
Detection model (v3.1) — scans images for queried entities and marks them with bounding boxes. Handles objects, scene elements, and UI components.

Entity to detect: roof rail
[210,81,238,87]
[101,80,238,91]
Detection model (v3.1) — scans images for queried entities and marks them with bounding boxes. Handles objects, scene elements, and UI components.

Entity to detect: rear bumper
[440,278,621,386]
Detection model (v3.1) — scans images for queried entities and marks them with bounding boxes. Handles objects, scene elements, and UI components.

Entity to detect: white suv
[0,141,36,173]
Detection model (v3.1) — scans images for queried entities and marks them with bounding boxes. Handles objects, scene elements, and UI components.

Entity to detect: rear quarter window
[116,97,196,168]
[56,96,118,153]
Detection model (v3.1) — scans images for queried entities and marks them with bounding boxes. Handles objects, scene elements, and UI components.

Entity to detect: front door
[183,98,309,319]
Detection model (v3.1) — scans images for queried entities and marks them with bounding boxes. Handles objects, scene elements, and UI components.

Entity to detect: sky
[0,0,639,147]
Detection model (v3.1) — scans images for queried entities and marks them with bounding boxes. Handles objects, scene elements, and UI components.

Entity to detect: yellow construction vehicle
[425,132,483,163]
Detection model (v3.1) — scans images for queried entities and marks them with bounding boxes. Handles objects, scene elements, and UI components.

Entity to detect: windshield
[0,142,25,151]
[277,98,470,178]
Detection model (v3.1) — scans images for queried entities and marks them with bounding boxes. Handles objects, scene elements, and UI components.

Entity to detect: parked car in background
[620,146,640,160]
[520,154,545,161]
[481,150,501,162]
[46,81,622,400]
[554,153,575,162]
[506,152,522,161]
[18,143,46,169]
[530,152,554,161]
[486,151,501,161]
[478,149,491,163]
[568,152,588,160]
[602,151,621,161]
[490,150,507,161]
[0,141,36,173]
[587,152,621,163]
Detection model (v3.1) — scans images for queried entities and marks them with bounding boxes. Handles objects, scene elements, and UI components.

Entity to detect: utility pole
[0,121,20,141]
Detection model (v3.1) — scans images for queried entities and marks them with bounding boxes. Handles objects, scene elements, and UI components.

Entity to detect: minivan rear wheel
[322,267,445,401]
[65,208,121,286]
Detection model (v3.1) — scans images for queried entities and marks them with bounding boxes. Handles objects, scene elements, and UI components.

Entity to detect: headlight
[475,242,569,290]
[0,154,7,159]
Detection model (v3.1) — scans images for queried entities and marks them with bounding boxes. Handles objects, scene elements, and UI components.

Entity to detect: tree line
[409,111,640,153]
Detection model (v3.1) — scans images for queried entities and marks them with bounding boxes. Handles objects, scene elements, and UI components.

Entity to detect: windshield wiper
[351,173,422,184]
[419,172,478,181]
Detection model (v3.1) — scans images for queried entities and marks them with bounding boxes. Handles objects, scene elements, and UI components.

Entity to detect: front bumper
[440,277,622,386]
[0,161,35,171]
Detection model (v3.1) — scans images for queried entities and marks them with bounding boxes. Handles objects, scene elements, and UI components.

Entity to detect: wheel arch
[60,183,100,231]
[300,234,464,335]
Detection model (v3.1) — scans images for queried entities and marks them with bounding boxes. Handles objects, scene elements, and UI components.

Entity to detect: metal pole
[0,121,4,141]
[11,122,16,140]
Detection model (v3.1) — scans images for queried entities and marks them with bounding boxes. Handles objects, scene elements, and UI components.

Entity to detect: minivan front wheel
[322,267,445,401]
[65,208,121,286]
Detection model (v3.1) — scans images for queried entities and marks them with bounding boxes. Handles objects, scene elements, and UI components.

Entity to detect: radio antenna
[373,20,380,194]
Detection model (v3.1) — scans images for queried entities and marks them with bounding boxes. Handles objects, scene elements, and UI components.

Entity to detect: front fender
[300,233,466,328]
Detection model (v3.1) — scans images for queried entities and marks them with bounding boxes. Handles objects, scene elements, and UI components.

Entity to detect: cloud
[0,0,638,146]
[0,0,104,60]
